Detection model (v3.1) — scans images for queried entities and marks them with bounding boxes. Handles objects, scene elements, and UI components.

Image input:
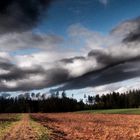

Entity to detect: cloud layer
[0,0,53,33]
[99,0,108,5]
[0,16,140,92]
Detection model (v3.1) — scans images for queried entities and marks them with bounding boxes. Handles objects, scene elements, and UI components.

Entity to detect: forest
[1,89,140,113]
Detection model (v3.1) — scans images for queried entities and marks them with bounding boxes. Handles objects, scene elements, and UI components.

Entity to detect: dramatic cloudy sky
[0,0,140,97]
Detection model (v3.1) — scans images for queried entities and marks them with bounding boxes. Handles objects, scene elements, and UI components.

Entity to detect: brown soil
[2,114,38,140]
[31,113,140,140]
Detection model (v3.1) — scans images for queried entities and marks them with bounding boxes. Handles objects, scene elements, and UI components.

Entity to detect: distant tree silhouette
[90,89,140,109]
[84,94,87,98]
[1,89,140,113]
[31,93,35,99]
[87,96,94,104]
[56,91,59,98]
[62,91,66,98]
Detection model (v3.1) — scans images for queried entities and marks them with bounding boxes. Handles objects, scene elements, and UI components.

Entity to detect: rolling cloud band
[0,1,139,93]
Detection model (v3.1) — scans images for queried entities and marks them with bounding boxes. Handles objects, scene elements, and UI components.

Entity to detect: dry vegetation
[0,114,21,139]
[1,113,140,140]
[31,113,140,140]
[0,114,49,140]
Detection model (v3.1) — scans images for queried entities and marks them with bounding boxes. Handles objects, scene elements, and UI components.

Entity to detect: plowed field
[31,113,140,140]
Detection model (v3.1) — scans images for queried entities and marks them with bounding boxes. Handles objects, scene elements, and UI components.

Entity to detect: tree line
[1,89,140,113]
[87,89,140,109]
[0,91,85,113]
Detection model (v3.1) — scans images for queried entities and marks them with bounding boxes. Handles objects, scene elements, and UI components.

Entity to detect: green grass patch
[0,121,12,137]
[30,116,51,140]
[77,108,140,115]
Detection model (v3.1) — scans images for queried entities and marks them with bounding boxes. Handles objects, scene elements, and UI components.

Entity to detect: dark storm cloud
[54,60,140,91]
[51,17,140,91]
[0,57,15,71]
[123,31,140,43]
[0,62,13,70]
[0,68,70,92]
[57,16,140,91]
[0,0,53,33]
[20,68,70,91]
[45,68,70,86]
[0,58,70,91]
[121,17,140,43]
[88,50,113,64]
[0,59,45,81]
[50,46,140,91]
[1,16,140,92]
[1,47,140,92]
[0,67,44,81]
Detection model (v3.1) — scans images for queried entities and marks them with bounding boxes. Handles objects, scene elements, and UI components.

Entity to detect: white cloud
[0,17,140,92]
[90,77,140,95]
[99,0,108,5]
[0,32,63,52]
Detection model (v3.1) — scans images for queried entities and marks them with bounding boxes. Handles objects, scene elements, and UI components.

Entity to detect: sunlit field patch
[31,113,140,140]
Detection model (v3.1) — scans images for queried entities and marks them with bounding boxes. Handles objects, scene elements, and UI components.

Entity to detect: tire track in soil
[2,114,38,140]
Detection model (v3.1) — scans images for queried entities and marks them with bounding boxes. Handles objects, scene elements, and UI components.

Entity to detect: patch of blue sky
[11,48,42,56]
[36,0,140,37]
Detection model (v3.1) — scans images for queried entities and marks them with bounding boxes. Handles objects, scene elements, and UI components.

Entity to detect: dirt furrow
[2,114,38,140]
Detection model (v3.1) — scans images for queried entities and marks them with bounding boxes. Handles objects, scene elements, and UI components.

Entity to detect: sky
[0,0,140,98]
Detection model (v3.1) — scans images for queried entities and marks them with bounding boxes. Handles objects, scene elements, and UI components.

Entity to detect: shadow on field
[31,115,67,140]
